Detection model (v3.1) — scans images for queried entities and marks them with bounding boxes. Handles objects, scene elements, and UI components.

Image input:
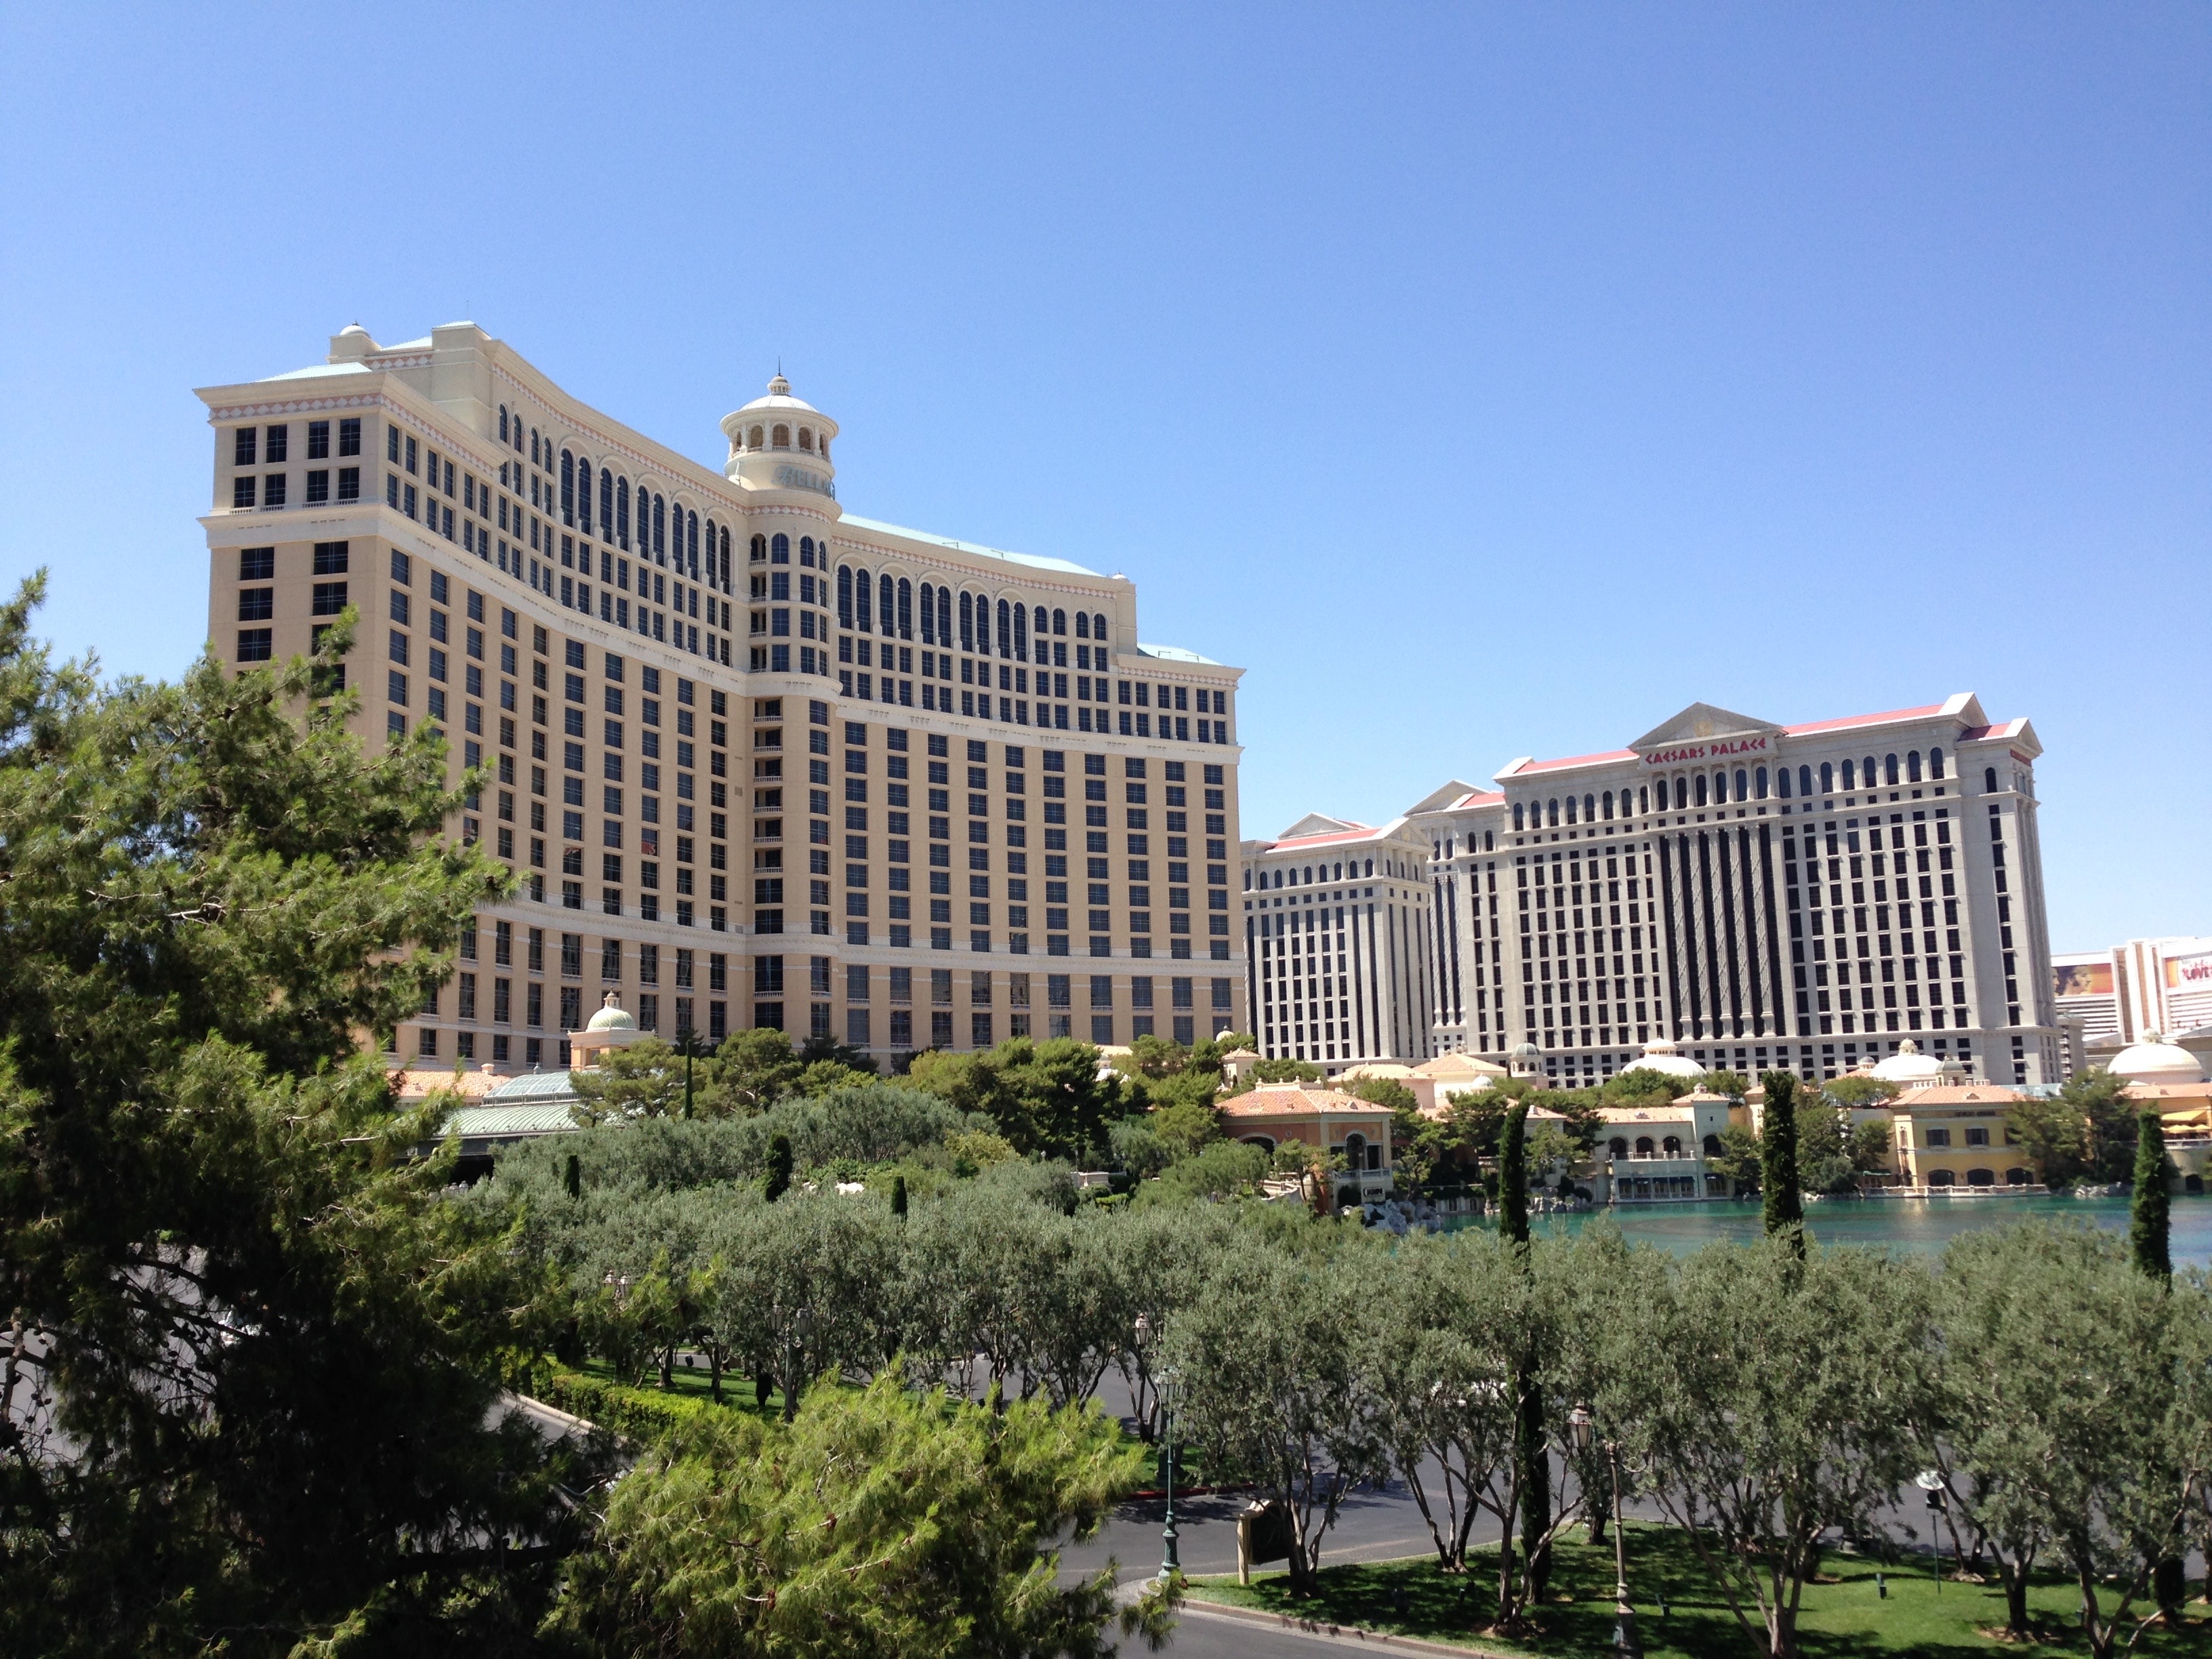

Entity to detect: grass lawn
[570,1355,791,1416]
[1184,1525,2211,1656]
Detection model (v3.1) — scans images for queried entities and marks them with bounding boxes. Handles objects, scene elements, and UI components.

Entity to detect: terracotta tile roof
[1220,1084,1390,1118]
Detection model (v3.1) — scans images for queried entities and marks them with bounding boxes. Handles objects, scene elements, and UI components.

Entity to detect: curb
[1174,1594,1517,1658]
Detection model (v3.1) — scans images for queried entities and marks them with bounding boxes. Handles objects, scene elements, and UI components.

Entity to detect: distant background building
[2053,936,2212,1078]
[1404,696,2060,1086]
[1240,814,1437,1070]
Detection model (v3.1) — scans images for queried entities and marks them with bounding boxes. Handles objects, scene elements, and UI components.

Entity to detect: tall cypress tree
[1759,1070,1804,1254]
[2129,1107,2171,1282]
[1497,1101,1551,1603]
[762,1132,794,1204]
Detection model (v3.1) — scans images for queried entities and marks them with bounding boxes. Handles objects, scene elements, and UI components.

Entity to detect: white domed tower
[721,374,842,517]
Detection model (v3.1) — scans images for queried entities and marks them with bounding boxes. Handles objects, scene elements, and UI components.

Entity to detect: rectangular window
[233,428,257,467]
[236,628,272,662]
[336,466,360,501]
[232,476,256,509]
[304,469,329,504]
[237,588,272,621]
[312,541,348,575]
[338,417,361,457]
[265,425,288,464]
[306,419,330,459]
[238,546,274,581]
[263,474,287,507]
[311,581,347,616]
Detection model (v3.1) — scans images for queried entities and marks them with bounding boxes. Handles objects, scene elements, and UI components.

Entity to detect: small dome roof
[1870,1038,1946,1083]
[586,992,636,1032]
[1508,1040,1542,1059]
[2110,1034,2207,1086]
[1626,1036,1704,1080]
[735,373,821,417]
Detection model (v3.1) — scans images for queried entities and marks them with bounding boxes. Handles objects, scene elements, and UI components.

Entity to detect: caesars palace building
[1249,697,2062,1088]
[197,323,1246,1068]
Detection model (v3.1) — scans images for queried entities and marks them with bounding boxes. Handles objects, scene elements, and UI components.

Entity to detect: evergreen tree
[891,1172,909,1217]
[762,1131,794,1203]
[1498,1102,1530,1246]
[1759,1070,1805,1253]
[1494,1103,1551,1600]
[2129,1108,2171,1282]
[0,581,591,1654]
[565,1150,583,1200]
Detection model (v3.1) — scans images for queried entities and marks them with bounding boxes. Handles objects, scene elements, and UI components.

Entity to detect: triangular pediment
[1406,779,1481,816]
[1279,813,1362,840]
[1631,702,1781,753]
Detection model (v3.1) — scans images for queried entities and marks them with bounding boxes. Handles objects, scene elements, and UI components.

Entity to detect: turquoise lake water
[1470,1193,2212,1267]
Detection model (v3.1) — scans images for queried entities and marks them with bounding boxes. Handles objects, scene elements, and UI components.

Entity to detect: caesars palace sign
[1638,735,1774,768]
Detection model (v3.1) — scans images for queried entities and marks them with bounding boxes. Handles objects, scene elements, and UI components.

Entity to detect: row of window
[231,419,363,466]
[1511,749,1954,832]
[495,405,731,592]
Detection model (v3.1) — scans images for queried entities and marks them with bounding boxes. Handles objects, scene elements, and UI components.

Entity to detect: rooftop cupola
[721,373,841,514]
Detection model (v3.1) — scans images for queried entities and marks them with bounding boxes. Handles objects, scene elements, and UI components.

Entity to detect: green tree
[1494,1103,1553,1603]
[554,1372,1171,1657]
[762,1132,794,1202]
[2129,1109,2171,1282]
[1923,1224,2207,1655]
[1759,1069,1804,1250]
[909,1037,1124,1161]
[0,583,590,1654]
[711,1025,808,1112]
[1221,1055,1324,1096]
[571,1034,713,1122]
[1709,1122,1763,1191]
[2009,1068,2137,1189]
[1601,1237,1935,1658]
[1166,1239,1386,1595]
[1704,1068,1753,1101]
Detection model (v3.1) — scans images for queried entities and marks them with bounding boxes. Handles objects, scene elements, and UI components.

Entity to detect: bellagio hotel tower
[198,323,1246,1067]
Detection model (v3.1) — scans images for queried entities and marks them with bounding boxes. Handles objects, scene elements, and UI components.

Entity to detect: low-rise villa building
[1220,1082,1395,1203]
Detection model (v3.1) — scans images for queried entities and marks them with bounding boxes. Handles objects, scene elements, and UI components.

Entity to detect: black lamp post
[1157,1366,1181,1581]
[1572,1406,1640,1658]
[676,1023,699,1119]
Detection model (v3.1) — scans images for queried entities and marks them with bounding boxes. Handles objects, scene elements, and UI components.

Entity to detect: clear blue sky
[3,5,2204,950]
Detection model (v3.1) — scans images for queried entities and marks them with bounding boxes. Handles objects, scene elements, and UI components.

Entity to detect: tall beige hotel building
[199,323,1246,1067]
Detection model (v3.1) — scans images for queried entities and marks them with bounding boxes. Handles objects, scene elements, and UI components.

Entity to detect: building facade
[197,323,1244,1068]
[1405,697,2062,1087]
[1239,814,1437,1069]
[2052,936,2212,1076]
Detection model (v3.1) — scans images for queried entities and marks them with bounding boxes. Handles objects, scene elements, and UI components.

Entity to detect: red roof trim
[1509,748,1635,776]
[1779,704,1945,737]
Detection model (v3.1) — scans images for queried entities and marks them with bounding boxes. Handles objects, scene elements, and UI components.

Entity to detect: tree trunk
[1517,1372,1550,1602]
[2002,1569,2030,1639]
[708,1347,722,1404]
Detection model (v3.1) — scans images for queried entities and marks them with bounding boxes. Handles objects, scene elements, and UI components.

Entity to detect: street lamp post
[677,1024,697,1119]
[1572,1406,1640,1659]
[1157,1367,1181,1582]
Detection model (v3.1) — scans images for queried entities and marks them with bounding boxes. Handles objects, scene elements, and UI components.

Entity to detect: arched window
[936,587,951,647]
[836,566,853,629]
[1637,786,1649,815]
[578,463,593,533]
[530,430,539,466]
[1609,1137,1629,1160]
[1841,760,1856,791]
[1303,867,1313,884]
[687,510,699,577]
[1092,613,1107,643]
[1702,1134,1723,1158]
[1662,1135,1681,1156]
[559,450,575,525]
[616,478,630,549]
[750,534,766,565]
[1777,767,1793,799]
[854,568,872,632]
[771,533,790,565]
[1984,766,1997,794]
[1906,750,1923,783]
[1884,754,1900,786]
[996,598,1012,657]
[1755,766,1768,799]
[1694,774,1709,808]
[896,577,912,639]
[1862,756,1877,790]
[959,592,974,651]
[1364,859,1374,877]
[1074,612,1090,639]
[514,421,525,454]
[599,470,613,540]
[798,427,813,451]
[1546,799,1559,827]
[1052,608,1066,635]
[878,574,893,635]
[1735,768,1748,800]
[1929,747,1946,779]
[1635,1136,1655,1158]
[1014,602,1029,660]
[798,536,814,569]
[1513,803,1525,832]
[1602,790,1614,819]
[1819,762,1833,794]
[719,527,731,589]
[772,424,790,449]
[498,405,509,442]
[919,586,936,645]
[1564,796,1577,825]
[652,495,666,562]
